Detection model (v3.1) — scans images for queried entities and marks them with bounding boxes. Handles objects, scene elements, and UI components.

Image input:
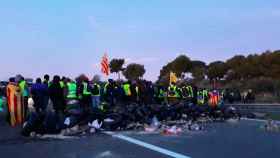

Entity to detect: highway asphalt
[1,112,280,158]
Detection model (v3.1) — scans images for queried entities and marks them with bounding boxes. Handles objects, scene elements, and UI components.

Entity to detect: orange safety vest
[209,92,219,108]
[6,83,23,127]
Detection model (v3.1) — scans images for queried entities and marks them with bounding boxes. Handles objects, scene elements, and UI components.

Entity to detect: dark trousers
[43,96,49,110]
[23,96,28,121]
[106,95,116,107]
[33,97,46,114]
[81,95,92,114]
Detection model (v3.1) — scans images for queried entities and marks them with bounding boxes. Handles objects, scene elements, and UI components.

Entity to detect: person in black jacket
[49,76,65,113]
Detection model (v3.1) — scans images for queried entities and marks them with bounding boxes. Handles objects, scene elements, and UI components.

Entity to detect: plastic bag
[88,120,103,129]
[163,126,182,135]
[151,116,160,128]
[28,97,35,112]
[64,117,71,126]
[189,123,203,131]
[104,118,115,123]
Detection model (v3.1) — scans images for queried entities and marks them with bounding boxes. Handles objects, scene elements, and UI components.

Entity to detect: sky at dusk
[0,0,280,81]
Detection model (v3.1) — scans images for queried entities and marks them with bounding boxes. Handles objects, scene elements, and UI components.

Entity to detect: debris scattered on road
[96,151,115,158]
[262,119,280,132]
[226,118,239,124]
[40,134,79,140]
[162,126,183,135]
[188,123,203,131]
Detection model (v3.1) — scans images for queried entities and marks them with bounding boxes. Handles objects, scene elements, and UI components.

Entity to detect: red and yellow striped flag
[101,53,110,76]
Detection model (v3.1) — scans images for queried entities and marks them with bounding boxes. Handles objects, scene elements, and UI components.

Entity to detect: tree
[123,63,146,81]
[226,55,246,80]
[158,54,192,82]
[159,62,173,79]
[191,60,206,69]
[191,67,205,81]
[109,58,125,80]
[259,51,280,79]
[190,60,206,81]
[156,73,170,87]
[244,54,263,79]
[171,55,192,77]
[206,61,228,81]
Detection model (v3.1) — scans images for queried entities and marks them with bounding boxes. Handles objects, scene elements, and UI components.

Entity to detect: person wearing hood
[122,81,132,105]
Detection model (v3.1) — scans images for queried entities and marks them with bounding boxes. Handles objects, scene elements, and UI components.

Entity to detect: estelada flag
[169,71,177,84]
[101,53,110,76]
[6,83,23,127]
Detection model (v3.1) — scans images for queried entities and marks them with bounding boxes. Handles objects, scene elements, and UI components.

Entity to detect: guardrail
[224,104,280,113]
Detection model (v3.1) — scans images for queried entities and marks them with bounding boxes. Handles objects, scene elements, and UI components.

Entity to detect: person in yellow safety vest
[123,82,132,96]
[135,85,140,103]
[187,85,194,98]
[59,81,64,89]
[60,76,66,89]
[122,81,132,104]
[65,79,80,113]
[103,79,116,106]
[203,89,209,103]
[66,80,77,99]
[130,81,140,103]
[103,79,115,95]
[81,79,92,113]
[19,77,29,120]
[168,82,180,104]
[91,83,101,109]
[0,96,3,112]
[197,90,205,105]
[180,85,187,99]
[157,86,166,105]
[103,82,109,95]
[168,82,180,97]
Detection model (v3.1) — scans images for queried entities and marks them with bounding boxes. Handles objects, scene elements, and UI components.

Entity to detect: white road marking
[241,118,267,122]
[242,118,280,123]
[39,134,79,140]
[104,132,191,158]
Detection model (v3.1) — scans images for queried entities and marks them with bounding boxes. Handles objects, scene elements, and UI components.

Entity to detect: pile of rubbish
[142,117,204,136]
[22,112,206,139]
[21,102,240,138]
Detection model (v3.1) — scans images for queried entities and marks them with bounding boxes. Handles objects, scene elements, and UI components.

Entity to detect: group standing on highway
[0,74,236,136]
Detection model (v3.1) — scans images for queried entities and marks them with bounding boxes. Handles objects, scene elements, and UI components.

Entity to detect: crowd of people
[1,74,239,136]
